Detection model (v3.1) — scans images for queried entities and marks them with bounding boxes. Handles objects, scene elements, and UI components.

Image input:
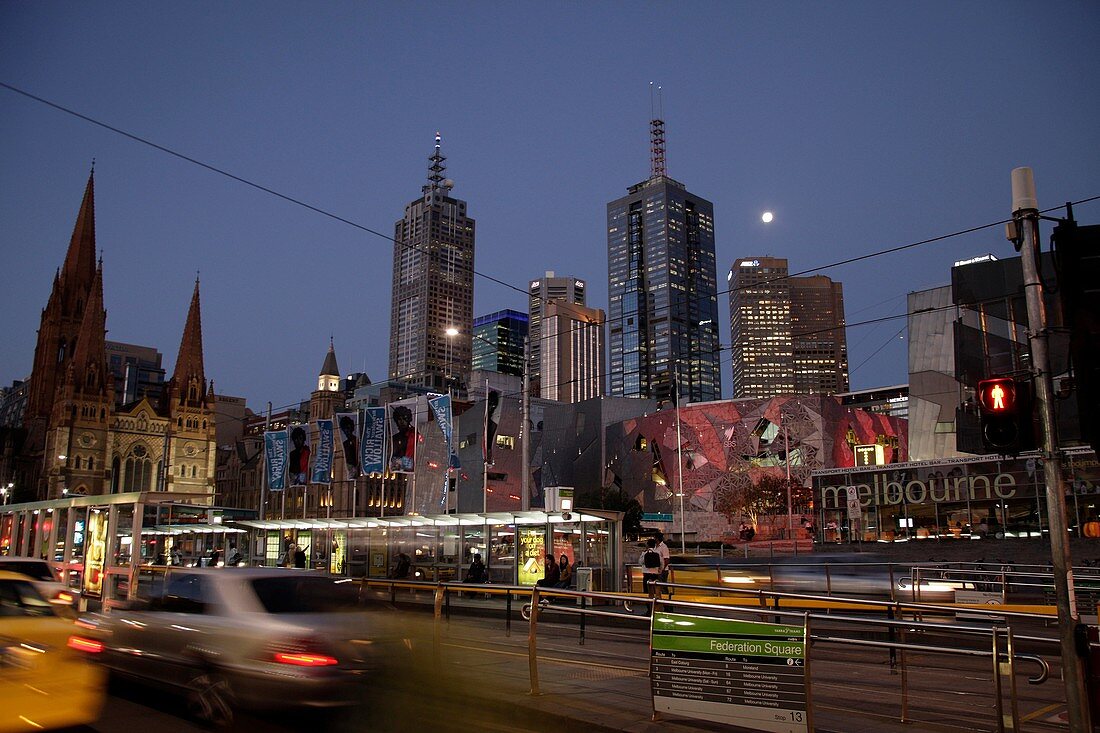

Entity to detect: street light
[444,327,459,386]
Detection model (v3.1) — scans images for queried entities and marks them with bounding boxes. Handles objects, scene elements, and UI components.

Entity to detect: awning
[231,509,613,532]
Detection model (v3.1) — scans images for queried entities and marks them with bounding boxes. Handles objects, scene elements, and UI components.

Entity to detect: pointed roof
[61,170,98,307]
[319,339,340,378]
[171,278,206,396]
[68,260,108,392]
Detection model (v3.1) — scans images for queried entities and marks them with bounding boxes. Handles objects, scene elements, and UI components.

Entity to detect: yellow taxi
[0,570,106,732]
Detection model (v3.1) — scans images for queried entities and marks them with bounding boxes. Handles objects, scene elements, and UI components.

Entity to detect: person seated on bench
[463,553,488,583]
[554,554,573,589]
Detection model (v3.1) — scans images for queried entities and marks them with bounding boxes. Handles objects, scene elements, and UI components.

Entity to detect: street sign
[845,486,861,520]
[651,612,808,732]
[643,512,674,522]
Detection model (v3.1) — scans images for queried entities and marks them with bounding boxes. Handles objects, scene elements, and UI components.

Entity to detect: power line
[5,81,1098,400]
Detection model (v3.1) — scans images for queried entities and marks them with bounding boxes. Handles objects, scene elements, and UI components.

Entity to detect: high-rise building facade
[606,119,721,404]
[388,134,475,391]
[728,257,793,397]
[528,272,585,394]
[728,257,849,398]
[472,309,528,377]
[541,300,605,403]
[790,275,849,395]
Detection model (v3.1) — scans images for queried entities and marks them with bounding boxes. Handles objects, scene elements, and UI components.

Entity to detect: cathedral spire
[67,260,108,395]
[61,169,98,309]
[170,277,206,405]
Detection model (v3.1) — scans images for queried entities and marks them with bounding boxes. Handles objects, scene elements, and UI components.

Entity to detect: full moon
[761,211,774,223]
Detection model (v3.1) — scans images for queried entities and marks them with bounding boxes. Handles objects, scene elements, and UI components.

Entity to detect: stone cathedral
[18,171,217,501]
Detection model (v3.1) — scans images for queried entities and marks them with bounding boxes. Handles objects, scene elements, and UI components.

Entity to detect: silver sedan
[74,568,415,726]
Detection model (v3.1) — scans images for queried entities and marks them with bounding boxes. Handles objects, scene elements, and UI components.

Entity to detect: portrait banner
[288,423,311,486]
[265,430,288,491]
[336,412,360,478]
[428,394,461,470]
[312,418,334,484]
[387,400,417,474]
[361,407,386,475]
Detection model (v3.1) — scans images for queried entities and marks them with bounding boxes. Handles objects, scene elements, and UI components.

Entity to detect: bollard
[506,589,512,637]
[433,584,444,672]
[579,592,586,646]
[887,604,897,671]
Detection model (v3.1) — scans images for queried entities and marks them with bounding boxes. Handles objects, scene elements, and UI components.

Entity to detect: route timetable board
[651,613,809,733]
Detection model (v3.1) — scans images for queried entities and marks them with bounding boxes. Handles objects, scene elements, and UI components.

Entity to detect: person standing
[293,543,307,569]
[654,531,671,595]
[640,539,661,596]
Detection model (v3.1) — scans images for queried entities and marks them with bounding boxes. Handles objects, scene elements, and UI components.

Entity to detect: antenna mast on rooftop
[649,82,666,179]
[427,131,446,190]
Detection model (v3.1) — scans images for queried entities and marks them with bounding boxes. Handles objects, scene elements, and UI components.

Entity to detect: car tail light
[67,635,104,653]
[268,638,338,667]
[52,590,74,605]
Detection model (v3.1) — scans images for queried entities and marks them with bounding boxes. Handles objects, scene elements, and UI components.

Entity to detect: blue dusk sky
[1,2,1097,413]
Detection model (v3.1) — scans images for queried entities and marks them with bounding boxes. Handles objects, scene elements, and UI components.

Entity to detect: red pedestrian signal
[976,377,1034,454]
[978,378,1015,413]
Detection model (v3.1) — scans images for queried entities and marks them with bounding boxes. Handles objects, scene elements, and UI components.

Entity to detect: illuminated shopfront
[814,450,1100,542]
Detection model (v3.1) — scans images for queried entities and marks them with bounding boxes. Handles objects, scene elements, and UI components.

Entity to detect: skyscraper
[472,309,528,377]
[790,275,849,395]
[728,257,793,398]
[728,257,848,398]
[388,134,475,391]
[528,272,585,395]
[541,300,605,403]
[606,119,721,403]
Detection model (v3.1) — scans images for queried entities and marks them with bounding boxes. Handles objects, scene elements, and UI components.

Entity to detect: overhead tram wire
[5,81,1099,373]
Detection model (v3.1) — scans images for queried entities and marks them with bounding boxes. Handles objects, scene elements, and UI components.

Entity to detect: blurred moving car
[0,558,78,608]
[0,570,106,731]
[74,568,415,726]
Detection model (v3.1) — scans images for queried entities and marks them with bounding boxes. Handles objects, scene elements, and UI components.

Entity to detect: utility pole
[260,402,271,520]
[1012,167,1089,732]
[521,335,531,511]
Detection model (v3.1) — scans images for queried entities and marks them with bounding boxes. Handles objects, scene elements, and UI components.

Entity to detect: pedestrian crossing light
[976,377,1034,454]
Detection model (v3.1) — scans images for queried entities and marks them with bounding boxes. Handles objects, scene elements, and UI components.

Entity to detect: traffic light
[1053,220,1100,453]
[976,377,1035,454]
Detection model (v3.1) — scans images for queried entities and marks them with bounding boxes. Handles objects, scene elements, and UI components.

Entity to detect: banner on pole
[312,418,334,484]
[361,407,386,475]
[336,412,360,478]
[288,423,311,487]
[265,430,288,491]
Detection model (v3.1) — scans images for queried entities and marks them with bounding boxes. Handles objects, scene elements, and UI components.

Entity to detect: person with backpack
[640,538,662,596]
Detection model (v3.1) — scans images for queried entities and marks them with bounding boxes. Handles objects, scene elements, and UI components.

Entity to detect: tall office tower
[728,257,794,397]
[528,272,586,394]
[606,119,722,403]
[729,258,849,398]
[541,301,605,403]
[388,134,475,391]
[790,276,848,395]
[472,309,528,377]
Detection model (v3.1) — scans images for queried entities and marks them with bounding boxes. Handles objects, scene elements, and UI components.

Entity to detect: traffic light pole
[1013,167,1089,732]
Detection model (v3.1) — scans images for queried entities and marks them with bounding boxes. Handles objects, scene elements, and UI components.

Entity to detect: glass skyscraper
[606,132,721,404]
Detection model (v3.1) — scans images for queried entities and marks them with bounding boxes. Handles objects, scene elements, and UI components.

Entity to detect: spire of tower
[61,169,98,311]
[649,82,666,179]
[427,131,446,189]
[68,260,108,394]
[319,339,340,378]
[170,277,206,403]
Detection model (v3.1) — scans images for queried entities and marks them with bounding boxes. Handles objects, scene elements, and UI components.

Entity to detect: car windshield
[0,579,56,617]
[250,576,361,614]
[0,560,56,582]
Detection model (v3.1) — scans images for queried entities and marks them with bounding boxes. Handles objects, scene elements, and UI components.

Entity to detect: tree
[716,473,810,530]
[577,485,644,538]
